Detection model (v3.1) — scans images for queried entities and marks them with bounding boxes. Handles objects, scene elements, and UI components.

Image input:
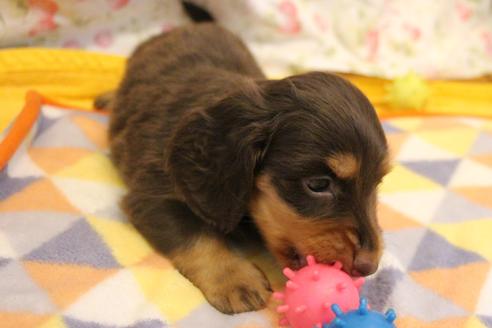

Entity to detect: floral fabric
[1,0,491,78]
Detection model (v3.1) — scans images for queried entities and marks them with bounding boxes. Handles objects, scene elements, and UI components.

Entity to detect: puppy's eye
[304,177,332,193]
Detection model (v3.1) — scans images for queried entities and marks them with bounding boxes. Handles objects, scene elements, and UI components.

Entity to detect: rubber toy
[273,255,364,328]
[385,71,430,109]
[324,297,397,328]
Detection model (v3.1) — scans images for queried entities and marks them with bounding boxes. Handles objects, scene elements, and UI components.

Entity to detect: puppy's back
[109,23,264,188]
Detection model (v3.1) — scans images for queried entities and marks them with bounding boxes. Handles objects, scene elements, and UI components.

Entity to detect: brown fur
[102,23,389,314]
[327,153,360,179]
[250,175,361,271]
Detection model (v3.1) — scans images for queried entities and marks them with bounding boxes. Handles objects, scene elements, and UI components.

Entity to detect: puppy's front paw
[202,261,272,314]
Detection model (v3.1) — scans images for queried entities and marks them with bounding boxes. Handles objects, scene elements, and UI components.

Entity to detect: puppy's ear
[166,82,274,233]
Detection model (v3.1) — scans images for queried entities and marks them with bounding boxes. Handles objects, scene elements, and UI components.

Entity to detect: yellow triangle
[465,316,488,328]
[131,266,204,323]
[410,262,490,312]
[55,153,124,187]
[431,219,492,260]
[417,128,479,156]
[385,117,423,131]
[379,164,441,194]
[396,316,469,328]
[39,315,67,328]
[87,215,153,266]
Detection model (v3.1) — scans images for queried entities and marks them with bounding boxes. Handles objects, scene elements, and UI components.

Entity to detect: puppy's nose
[352,253,379,277]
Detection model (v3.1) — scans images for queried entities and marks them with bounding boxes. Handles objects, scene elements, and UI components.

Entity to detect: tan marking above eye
[326,153,359,179]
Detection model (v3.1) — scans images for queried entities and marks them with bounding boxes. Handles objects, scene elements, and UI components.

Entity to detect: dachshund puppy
[100,23,389,314]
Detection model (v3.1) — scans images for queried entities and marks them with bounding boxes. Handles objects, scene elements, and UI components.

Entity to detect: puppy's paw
[203,261,272,314]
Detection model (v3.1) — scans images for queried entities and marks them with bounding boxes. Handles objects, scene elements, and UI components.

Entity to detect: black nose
[352,256,379,277]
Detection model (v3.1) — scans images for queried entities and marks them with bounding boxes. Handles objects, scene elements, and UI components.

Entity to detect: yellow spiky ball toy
[385,72,430,110]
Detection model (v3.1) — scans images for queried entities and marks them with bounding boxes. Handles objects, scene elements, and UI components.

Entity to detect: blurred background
[1,0,492,79]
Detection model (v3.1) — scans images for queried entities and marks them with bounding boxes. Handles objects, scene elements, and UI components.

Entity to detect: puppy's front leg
[123,192,272,314]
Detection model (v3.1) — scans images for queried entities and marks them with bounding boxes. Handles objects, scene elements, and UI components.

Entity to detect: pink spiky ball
[274,255,365,328]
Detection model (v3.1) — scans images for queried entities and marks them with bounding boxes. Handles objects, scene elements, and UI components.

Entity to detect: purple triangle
[0,258,10,267]
[34,112,58,139]
[128,320,168,328]
[433,191,492,222]
[74,112,109,126]
[63,317,112,328]
[0,169,39,200]
[24,219,119,268]
[408,230,484,271]
[382,122,402,134]
[402,159,460,185]
[361,267,404,312]
[63,317,167,328]
[479,315,492,327]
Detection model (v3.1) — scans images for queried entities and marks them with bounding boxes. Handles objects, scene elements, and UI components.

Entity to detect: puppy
[99,23,389,314]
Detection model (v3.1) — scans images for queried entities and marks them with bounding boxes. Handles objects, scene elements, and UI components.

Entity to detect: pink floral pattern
[94,30,114,48]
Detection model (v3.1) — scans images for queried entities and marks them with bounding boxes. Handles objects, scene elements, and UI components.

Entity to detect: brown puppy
[100,23,389,314]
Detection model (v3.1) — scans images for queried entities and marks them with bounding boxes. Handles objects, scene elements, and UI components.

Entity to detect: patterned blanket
[1,92,492,328]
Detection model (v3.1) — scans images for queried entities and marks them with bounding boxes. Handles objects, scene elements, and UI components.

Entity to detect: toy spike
[385,309,397,323]
[336,282,347,292]
[283,267,296,279]
[277,304,290,313]
[273,291,284,300]
[358,297,369,315]
[332,261,343,270]
[295,305,307,313]
[286,280,299,290]
[331,318,347,327]
[312,269,320,281]
[331,304,344,317]
[307,255,316,266]
[352,277,365,290]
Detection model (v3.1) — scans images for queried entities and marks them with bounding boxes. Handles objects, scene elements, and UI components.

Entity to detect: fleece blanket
[0,92,492,328]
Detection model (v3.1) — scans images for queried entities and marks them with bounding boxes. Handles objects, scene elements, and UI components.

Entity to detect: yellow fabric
[0,48,125,131]
[1,48,491,132]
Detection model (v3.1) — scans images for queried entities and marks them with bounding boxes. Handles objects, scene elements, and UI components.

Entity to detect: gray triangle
[76,112,109,126]
[63,317,167,328]
[388,274,467,321]
[0,258,10,267]
[32,116,96,150]
[0,212,79,257]
[433,191,492,222]
[34,112,58,140]
[63,316,108,328]
[24,219,119,268]
[470,132,492,155]
[128,319,168,328]
[408,230,484,271]
[382,122,403,134]
[0,260,56,313]
[403,159,460,185]
[362,267,404,312]
[0,169,39,200]
[383,228,427,269]
[175,303,270,328]
[479,315,492,327]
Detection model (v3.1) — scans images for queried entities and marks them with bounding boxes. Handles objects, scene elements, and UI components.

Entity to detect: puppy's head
[166,72,389,276]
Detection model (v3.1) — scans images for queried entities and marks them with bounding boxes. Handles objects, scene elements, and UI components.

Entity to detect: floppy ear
[165,83,274,233]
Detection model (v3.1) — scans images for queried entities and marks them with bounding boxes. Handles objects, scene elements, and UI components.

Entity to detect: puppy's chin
[279,245,306,270]
[272,239,355,273]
